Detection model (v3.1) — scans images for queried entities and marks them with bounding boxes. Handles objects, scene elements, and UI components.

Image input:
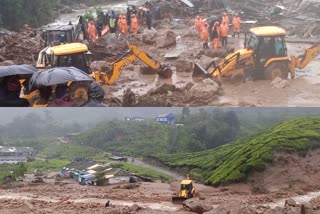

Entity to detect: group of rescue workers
[195,12,241,49]
[87,5,154,42]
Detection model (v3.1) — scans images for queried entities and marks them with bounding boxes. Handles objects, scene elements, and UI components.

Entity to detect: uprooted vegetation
[152,117,320,185]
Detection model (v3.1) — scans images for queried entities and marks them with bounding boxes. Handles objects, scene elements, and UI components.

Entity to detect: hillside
[152,117,320,185]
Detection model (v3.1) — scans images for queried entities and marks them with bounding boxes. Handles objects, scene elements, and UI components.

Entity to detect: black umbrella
[29,67,94,90]
[0,64,37,78]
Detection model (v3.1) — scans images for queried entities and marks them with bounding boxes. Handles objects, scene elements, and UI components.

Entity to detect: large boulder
[156,30,177,48]
[190,79,220,94]
[183,198,213,214]
[142,29,157,44]
[204,201,257,214]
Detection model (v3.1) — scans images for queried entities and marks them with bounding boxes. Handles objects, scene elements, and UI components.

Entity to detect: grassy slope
[153,117,320,185]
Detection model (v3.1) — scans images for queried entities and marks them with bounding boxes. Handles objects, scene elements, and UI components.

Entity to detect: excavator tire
[264,61,289,80]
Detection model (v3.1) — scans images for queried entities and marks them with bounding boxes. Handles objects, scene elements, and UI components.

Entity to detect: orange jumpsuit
[118,16,123,33]
[122,17,128,34]
[201,25,209,48]
[233,16,241,34]
[222,15,230,26]
[88,22,97,42]
[194,16,202,35]
[131,17,138,34]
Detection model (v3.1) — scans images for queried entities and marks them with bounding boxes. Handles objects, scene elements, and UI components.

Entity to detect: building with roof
[156,113,176,124]
[124,117,145,122]
[0,146,35,157]
[0,156,27,164]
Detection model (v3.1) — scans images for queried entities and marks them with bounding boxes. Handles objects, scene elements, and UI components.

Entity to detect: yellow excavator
[36,42,172,84]
[193,26,320,82]
[172,176,196,204]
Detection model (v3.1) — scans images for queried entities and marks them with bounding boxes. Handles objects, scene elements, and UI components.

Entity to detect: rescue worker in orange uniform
[201,23,209,49]
[194,16,202,35]
[131,14,138,35]
[220,22,229,47]
[222,12,230,27]
[123,16,128,35]
[118,16,123,33]
[211,22,220,49]
[88,21,97,42]
[232,13,241,38]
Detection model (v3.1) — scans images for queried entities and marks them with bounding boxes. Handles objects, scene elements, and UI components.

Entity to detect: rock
[129,204,142,212]
[175,59,193,73]
[79,3,87,9]
[197,55,215,69]
[142,29,157,44]
[183,198,213,214]
[285,198,298,208]
[301,203,313,214]
[190,79,220,94]
[204,201,257,214]
[156,30,177,48]
[150,83,176,95]
[271,77,289,89]
[182,28,198,38]
[60,6,73,14]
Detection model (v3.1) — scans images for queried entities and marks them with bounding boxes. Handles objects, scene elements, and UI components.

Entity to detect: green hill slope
[152,117,320,185]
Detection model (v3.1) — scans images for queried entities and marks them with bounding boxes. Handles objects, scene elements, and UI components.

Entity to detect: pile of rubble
[0,28,44,64]
[183,198,319,214]
[122,78,223,107]
[88,34,129,61]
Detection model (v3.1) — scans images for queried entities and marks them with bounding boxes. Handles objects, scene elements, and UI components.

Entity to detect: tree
[13,163,27,179]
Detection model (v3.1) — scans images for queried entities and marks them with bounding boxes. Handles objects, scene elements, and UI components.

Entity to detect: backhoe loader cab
[43,25,75,47]
[44,43,91,74]
[51,43,91,74]
[172,179,196,204]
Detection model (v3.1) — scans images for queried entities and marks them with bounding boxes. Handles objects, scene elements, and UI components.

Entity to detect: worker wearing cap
[233,13,241,38]
[201,23,209,49]
[211,22,220,49]
[131,14,139,35]
[220,21,229,47]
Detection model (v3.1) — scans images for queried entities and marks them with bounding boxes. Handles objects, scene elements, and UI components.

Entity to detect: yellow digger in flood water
[193,26,320,82]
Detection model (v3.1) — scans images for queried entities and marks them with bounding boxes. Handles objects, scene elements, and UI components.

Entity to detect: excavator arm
[289,43,320,78]
[95,44,172,85]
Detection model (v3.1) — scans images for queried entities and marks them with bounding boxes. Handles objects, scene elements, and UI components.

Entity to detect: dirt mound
[88,34,128,61]
[250,149,320,194]
[122,79,222,107]
[0,30,43,64]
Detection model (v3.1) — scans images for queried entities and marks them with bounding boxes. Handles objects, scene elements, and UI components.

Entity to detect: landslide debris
[0,29,44,64]
[152,117,320,185]
[122,79,223,107]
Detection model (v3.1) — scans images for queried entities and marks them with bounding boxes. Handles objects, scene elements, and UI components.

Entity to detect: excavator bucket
[192,62,210,79]
[172,196,187,204]
[157,66,173,79]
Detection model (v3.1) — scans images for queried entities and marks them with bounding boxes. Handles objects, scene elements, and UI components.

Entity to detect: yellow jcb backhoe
[172,177,196,204]
[193,26,320,82]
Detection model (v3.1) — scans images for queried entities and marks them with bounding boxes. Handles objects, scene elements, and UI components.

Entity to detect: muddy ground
[2,150,320,213]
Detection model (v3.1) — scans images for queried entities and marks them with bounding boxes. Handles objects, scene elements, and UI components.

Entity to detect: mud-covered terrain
[2,150,320,213]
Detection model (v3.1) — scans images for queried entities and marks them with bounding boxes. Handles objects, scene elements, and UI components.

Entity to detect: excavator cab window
[247,33,258,51]
[181,183,193,191]
[56,53,89,74]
